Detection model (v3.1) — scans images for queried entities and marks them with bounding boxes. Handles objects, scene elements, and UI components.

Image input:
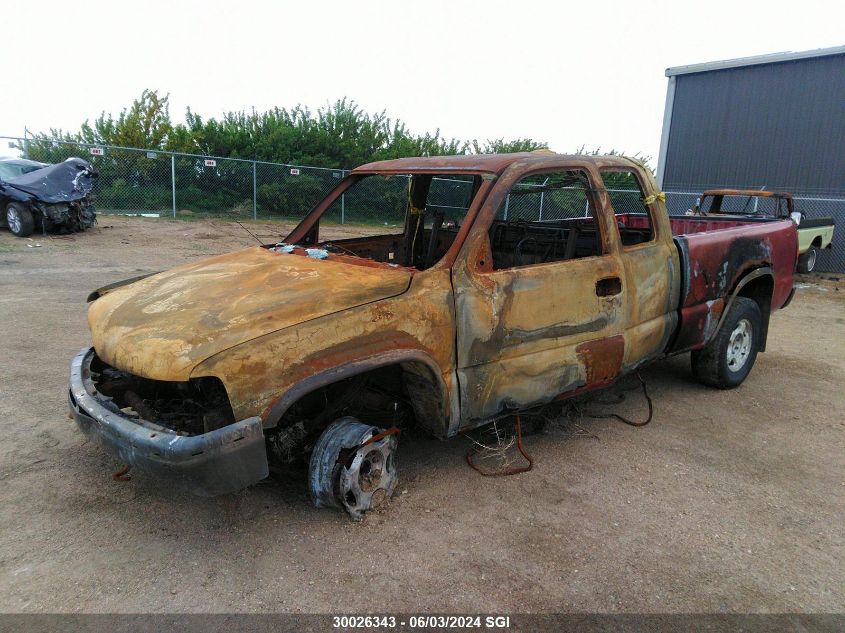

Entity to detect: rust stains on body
[576,335,625,385]
[191,267,457,432]
[89,246,412,381]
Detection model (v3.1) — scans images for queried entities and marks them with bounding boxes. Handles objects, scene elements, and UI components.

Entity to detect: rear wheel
[6,203,34,237]
[797,246,818,273]
[691,296,761,389]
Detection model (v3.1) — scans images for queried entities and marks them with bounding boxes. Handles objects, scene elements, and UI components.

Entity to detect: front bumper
[68,347,269,496]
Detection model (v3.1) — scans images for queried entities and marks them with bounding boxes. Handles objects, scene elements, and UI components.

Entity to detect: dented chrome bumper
[68,347,269,496]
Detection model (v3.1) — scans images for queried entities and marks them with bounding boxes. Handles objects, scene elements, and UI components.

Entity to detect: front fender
[263,349,454,437]
[190,269,459,437]
[193,336,457,439]
[0,184,34,204]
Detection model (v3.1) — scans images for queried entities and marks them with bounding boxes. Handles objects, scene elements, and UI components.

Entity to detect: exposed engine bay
[88,353,235,436]
[38,199,96,232]
[89,352,413,472]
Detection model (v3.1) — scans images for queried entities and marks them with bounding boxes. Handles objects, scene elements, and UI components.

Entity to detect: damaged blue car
[0,157,97,237]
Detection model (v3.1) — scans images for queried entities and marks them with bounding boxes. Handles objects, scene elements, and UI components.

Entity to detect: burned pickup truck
[0,157,97,236]
[69,153,797,519]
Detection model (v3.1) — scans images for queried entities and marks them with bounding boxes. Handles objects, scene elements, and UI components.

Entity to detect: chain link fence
[498,186,647,222]
[2,136,841,271]
[2,136,350,222]
[2,136,480,230]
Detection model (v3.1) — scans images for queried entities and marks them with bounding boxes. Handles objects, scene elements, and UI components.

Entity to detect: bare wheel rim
[337,433,399,520]
[7,207,21,234]
[309,418,399,521]
[726,318,753,372]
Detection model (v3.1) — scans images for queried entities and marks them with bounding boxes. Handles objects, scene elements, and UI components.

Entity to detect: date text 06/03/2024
[331,615,511,628]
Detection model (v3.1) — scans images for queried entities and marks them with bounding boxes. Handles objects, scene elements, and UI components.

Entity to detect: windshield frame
[283,170,495,271]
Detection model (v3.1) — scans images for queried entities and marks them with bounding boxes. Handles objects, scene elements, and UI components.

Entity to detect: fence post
[252,161,257,220]
[538,177,549,221]
[171,153,176,218]
[340,169,346,224]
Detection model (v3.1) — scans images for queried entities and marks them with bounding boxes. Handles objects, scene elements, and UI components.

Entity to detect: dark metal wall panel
[663,54,845,196]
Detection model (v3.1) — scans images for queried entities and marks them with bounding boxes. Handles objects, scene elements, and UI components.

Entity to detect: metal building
[656,45,845,272]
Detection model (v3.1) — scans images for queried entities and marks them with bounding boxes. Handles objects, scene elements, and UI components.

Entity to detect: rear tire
[796,246,817,273]
[691,296,761,389]
[6,203,34,237]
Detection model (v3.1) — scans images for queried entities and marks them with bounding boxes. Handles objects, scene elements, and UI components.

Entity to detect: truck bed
[675,218,795,353]
[617,213,797,354]
[618,212,763,236]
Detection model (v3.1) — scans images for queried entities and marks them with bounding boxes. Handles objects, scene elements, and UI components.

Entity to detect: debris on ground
[464,373,653,476]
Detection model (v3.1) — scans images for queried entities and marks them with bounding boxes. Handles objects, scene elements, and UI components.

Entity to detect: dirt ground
[0,216,842,614]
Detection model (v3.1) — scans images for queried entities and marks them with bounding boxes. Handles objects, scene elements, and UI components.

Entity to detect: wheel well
[735,273,773,351]
[265,361,448,468]
[397,360,450,436]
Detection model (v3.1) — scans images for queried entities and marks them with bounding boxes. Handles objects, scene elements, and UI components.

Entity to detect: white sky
[2,0,843,166]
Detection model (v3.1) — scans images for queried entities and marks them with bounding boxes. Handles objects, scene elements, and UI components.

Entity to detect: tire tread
[691,296,761,389]
[6,203,35,237]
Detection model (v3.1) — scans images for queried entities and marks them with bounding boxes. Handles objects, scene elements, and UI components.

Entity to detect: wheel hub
[726,318,752,371]
[806,249,817,271]
[309,418,399,520]
[337,438,397,519]
[7,208,21,234]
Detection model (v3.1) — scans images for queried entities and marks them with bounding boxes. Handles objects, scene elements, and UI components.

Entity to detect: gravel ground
[0,216,842,614]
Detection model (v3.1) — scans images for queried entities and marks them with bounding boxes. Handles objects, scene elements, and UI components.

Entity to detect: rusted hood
[88,246,412,381]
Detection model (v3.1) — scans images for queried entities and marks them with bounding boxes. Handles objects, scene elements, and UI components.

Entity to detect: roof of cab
[352,152,641,175]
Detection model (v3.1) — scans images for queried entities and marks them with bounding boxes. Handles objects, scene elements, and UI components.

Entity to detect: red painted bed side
[670,219,797,353]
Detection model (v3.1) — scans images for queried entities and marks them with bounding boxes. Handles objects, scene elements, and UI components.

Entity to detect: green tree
[31,91,556,167]
[80,89,174,149]
[470,138,549,154]
[574,145,655,175]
